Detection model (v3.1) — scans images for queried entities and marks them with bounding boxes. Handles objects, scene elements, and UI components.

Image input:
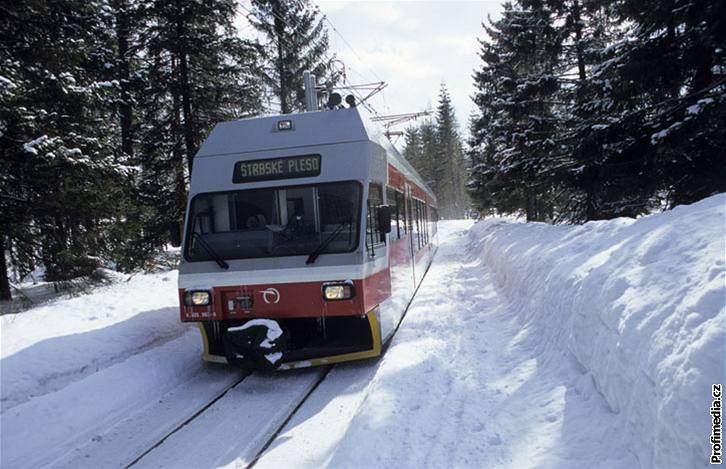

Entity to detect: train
[175,100,438,370]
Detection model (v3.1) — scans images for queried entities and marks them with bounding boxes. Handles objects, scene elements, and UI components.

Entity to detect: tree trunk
[571,0,586,82]
[171,55,187,223]
[0,236,11,301]
[176,0,196,173]
[115,0,134,159]
[272,0,289,113]
[525,188,535,222]
[585,188,597,221]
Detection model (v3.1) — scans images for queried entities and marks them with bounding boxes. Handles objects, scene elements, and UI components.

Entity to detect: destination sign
[233,154,321,183]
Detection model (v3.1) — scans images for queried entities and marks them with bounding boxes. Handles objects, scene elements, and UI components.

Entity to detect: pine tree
[548,0,653,221]
[128,0,262,268]
[248,0,338,113]
[418,118,439,197]
[402,88,469,219]
[470,0,723,223]
[1,0,265,293]
[402,126,423,170]
[587,0,726,211]
[433,84,468,218]
[0,0,136,291]
[470,1,562,221]
[548,0,726,221]
[466,112,501,215]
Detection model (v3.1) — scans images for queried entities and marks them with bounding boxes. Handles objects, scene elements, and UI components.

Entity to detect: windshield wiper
[191,232,229,270]
[306,221,351,265]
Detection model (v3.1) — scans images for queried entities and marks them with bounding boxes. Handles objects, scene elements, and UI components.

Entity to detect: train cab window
[185,181,361,261]
[366,183,385,254]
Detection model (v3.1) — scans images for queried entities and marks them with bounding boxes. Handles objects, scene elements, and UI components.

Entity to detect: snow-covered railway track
[123,371,251,468]
[42,365,246,469]
[37,362,330,469]
[127,367,330,469]
[243,366,333,469]
[127,262,435,468]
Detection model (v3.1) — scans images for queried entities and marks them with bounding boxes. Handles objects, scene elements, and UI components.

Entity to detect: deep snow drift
[469,194,725,468]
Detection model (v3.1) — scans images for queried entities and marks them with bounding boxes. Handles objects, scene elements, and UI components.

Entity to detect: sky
[239,1,504,137]
[316,0,504,133]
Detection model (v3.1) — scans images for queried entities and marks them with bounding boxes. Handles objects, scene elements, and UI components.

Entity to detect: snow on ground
[258,197,724,469]
[1,271,187,411]
[1,195,722,469]
[258,221,633,468]
[0,270,243,468]
[469,194,725,468]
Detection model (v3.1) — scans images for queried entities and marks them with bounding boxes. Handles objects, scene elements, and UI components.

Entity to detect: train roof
[196,108,436,203]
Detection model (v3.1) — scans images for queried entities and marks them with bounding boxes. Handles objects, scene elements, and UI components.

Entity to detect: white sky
[237,1,504,134]
[315,1,503,132]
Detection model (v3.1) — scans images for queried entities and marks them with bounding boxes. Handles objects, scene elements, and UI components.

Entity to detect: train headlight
[185,290,211,306]
[277,119,293,131]
[323,284,354,301]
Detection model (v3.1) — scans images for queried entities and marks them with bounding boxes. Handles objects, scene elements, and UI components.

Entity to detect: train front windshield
[185,181,362,261]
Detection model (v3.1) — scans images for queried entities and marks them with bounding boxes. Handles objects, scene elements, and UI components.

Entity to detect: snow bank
[469,194,725,468]
[1,271,189,412]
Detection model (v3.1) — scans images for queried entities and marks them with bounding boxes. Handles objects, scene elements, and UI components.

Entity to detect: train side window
[391,191,401,239]
[420,201,425,247]
[420,201,425,248]
[366,183,385,254]
[419,201,424,249]
[401,193,408,236]
[425,203,430,244]
[421,201,427,246]
[386,186,401,239]
[415,199,422,251]
[406,194,414,236]
[414,200,419,250]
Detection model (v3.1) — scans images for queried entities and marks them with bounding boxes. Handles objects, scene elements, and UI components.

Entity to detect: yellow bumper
[198,307,382,369]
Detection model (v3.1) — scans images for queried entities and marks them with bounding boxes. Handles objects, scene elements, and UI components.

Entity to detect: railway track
[57,253,438,469]
[124,370,251,468]
[123,304,419,469]
[123,365,335,469]
[244,365,333,469]
[123,366,333,469]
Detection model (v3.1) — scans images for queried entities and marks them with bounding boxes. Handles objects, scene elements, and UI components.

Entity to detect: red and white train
[177,105,437,370]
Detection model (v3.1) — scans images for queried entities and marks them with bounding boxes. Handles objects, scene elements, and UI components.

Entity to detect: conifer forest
[1,0,724,300]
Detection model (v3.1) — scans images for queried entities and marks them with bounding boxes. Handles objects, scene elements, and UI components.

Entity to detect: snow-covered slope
[469,194,725,468]
[0,271,188,411]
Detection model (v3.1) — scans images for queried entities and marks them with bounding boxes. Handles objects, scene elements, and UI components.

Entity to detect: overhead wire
[307,0,391,114]
[240,0,382,118]
[305,0,391,113]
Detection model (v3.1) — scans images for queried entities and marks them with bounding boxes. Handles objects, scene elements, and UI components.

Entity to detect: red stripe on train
[179,268,391,322]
